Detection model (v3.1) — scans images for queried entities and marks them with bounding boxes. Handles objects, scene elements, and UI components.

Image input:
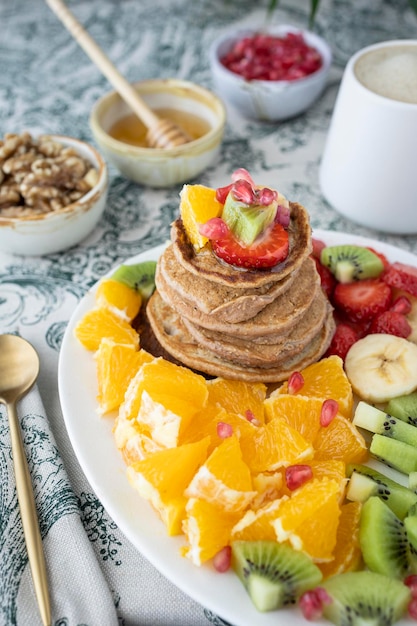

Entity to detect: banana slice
[344,333,417,403]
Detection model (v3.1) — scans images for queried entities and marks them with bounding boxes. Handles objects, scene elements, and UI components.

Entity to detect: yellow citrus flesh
[207,378,267,423]
[74,307,139,351]
[231,498,286,542]
[264,394,323,443]
[313,414,368,464]
[95,278,142,322]
[319,501,363,578]
[179,184,223,250]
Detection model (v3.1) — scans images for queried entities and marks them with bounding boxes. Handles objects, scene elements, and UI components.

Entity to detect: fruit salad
[72,173,417,626]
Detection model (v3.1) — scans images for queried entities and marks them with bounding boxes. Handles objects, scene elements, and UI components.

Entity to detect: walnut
[0,132,99,217]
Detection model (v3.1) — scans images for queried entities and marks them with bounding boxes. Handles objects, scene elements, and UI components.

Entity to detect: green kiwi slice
[320,244,384,283]
[231,540,322,612]
[111,261,157,299]
[222,195,277,246]
[405,504,417,551]
[386,392,417,426]
[346,464,417,519]
[359,496,417,578]
[353,401,417,446]
[370,434,417,474]
[322,571,411,626]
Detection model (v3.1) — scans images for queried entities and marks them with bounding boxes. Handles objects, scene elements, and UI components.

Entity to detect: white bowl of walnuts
[0,132,108,256]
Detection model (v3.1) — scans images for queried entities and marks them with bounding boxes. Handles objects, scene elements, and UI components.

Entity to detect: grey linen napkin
[0,383,119,626]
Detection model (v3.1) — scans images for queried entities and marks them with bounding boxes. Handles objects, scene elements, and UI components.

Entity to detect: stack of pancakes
[145,201,335,383]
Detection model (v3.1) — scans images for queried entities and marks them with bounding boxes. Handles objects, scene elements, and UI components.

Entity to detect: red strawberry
[383,262,417,297]
[311,238,326,259]
[332,278,392,323]
[391,295,412,315]
[325,323,359,360]
[369,310,412,338]
[312,256,336,298]
[211,222,289,269]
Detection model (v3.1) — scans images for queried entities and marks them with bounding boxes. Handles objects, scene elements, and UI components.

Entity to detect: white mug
[319,40,417,234]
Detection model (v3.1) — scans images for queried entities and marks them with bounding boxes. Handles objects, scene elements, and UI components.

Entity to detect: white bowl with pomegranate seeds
[0,133,108,256]
[209,25,332,121]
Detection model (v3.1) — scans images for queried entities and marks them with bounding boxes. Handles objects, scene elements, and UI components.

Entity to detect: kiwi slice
[222,194,277,246]
[231,540,322,612]
[370,433,417,474]
[320,244,384,283]
[386,391,417,426]
[353,401,417,446]
[111,261,157,299]
[346,464,417,519]
[321,571,411,626]
[359,495,417,578]
[405,504,417,551]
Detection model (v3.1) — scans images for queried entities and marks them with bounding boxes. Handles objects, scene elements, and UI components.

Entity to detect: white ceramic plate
[58,230,416,626]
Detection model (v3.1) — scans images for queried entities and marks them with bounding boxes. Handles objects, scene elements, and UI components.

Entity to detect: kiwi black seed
[322,571,411,626]
[231,540,322,612]
[359,495,417,579]
[320,244,384,283]
[346,464,417,519]
[111,261,157,299]
[386,392,417,426]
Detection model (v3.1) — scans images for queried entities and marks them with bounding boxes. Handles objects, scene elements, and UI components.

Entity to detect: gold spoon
[0,334,51,626]
[45,0,191,149]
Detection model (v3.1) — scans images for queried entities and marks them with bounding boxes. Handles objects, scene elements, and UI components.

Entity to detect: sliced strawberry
[383,262,417,297]
[391,295,412,315]
[325,323,359,360]
[332,278,392,323]
[369,310,412,338]
[311,238,326,259]
[312,256,336,299]
[211,221,289,269]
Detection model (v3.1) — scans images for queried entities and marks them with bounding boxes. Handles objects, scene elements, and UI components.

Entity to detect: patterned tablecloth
[1,1,416,625]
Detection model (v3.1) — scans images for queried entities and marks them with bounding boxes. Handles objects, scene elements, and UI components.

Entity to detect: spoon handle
[7,400,51,626]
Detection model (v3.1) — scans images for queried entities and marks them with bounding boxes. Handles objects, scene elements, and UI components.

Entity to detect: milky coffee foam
[354,44,417,104]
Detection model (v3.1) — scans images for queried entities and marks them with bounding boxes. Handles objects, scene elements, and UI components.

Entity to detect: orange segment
[319,501,363,578]
[127,436,210,535]
[313,415,368,464]
[119,358,209,441]
[114,415,163,465]
[185,435,256,513]
[239,417,314,474]
[95,278,142,322]
[275,355,353,418]
[252,472,284,508]
[271,478,340,556]
[231,498,286,542]
[182,498,241,565]
[207,378,267,423]
[74,307,139,351]
[264,394,323,443]
[95,341,152,415]
[179,184,223,250]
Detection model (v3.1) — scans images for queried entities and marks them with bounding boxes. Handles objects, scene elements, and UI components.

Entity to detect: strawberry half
[211,221,289,269]
[332,278,392,323]
[325,323,359,360]
[369,310,412,338]
[383,262,417,297]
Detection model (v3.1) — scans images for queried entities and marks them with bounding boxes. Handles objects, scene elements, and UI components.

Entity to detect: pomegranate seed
[299,588,332,621]
[245,409,260,426]
[285,464,313,491]
[275,204,290,228]
[217,421,233,438]
[288,371,304,394]
[391,295,412,315]
[320,399,339,427]
[257,187,278,206]
[231,168,255,185]
[231,179,256,204]
[216,183,233,204]
[213,546,232,572]
[405,575,417,597]
[199,217,229,240]
[409,597,417,620]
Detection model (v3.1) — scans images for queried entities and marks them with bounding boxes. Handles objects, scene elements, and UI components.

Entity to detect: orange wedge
[179,184,223,250]
[313,414,368,464]
[74,307,139,351]
[95,278,142,322]
[264,394,323,443]
[207,378,267,423]
[319,501,363,578]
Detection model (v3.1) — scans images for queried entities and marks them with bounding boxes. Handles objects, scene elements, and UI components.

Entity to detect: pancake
[146,290,336,383]
[158,243,299,323]
[170,201,312,289]
[155,255,320,339]
[182,292,332,367]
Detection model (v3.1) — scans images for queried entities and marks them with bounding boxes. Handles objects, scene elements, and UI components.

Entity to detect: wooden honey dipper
[46,0,191,149]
